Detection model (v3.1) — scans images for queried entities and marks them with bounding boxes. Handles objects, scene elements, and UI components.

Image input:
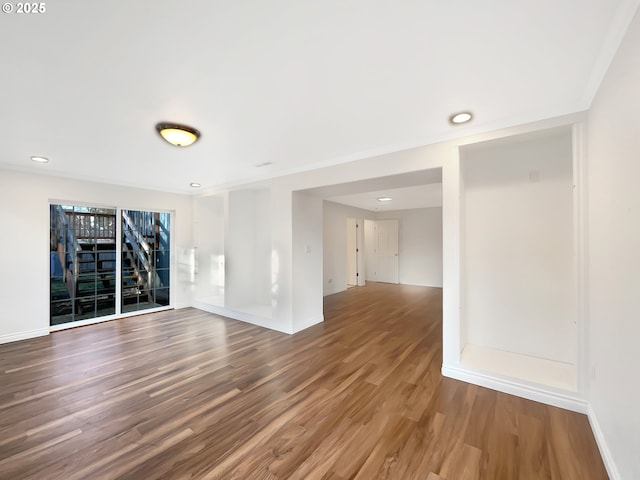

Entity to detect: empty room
[1,2,639,479]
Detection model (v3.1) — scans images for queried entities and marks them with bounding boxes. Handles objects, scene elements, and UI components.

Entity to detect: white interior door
[375,219,399,284]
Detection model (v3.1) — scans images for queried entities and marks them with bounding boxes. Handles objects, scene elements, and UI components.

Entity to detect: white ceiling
[305,169,442,211]
[327,183,442,212]
[1,1,638,193]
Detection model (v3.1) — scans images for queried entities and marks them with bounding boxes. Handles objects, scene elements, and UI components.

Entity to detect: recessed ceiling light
[190,182,201,188]
[31,156,49,163]
[156,122,200,147]
[377,197,393,202]
[449,111,473,125]
[255,161,273,168]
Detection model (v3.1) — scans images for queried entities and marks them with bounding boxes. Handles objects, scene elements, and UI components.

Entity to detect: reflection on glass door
[49,205,117,325]
[121,210,170,313]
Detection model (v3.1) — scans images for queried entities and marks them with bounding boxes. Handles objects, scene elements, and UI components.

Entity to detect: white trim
[174,303,192,310]
[442,364,588,414]
[293,314,324,333]
[0,328,49,345]
[192,301,292,334]
[49,306,174,332]
[588,405,620,480]
[116,206,123,314]
[49,198,117,210]
[442,148,463,365]
[573,122,590,397]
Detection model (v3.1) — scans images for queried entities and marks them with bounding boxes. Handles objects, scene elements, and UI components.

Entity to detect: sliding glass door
[121,210,170,313]
[50,205,171,326]
[50,205,117,325]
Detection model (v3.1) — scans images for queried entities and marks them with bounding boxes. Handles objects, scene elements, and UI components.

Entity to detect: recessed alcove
[193,194,226,308]
[193,186,273,323]
[458,126,580,396]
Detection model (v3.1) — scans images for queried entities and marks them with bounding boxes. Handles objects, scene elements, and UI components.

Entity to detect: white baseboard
[192,301,292,334]
[400,282,444,289]
[0,328,49,345]
[293,314,324,333]
[588,405,620,480]
[442,364,588,413]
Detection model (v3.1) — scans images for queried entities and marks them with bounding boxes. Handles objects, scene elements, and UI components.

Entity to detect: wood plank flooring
[0,283,607,479]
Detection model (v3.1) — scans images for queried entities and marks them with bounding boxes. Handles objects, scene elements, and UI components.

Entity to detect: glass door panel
[121,210,170,313]
[49,205,117,325]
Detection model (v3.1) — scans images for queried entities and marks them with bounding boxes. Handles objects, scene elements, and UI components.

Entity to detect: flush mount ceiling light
[190,182,201,188]
[155,122,200,147]
[377,197,393,202]
[449,111,473,125]
[31,156,49,163]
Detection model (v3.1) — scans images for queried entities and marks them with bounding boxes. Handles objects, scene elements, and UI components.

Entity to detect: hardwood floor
[0,283,607,479]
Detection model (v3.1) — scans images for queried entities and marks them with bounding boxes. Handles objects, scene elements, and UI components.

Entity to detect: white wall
[324,204,443,291]
[193,194,225,305]
[376,208,443,287]
[194,180,295,334]
[292,192,324,331]
[461,132,576,364]
[225,188,272,313]
[0,169,193,343]
[322,200,374,295]
[587,7,640,479]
